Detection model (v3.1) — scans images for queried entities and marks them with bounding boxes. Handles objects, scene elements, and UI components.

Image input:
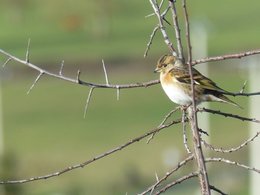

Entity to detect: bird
[154,54,240,107]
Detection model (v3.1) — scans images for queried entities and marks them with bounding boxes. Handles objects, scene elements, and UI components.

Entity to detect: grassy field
[0,0,259,194]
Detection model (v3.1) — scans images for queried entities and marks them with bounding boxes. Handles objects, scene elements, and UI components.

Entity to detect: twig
[147,107,181,144]
[206,158,260,174]
[27,72,44,94]
[210,185,228,195]
[182,110,191,153]
[102,59,109,85]
[155,172,198,195]
[182,0,192,64]
[202,131,260,153]
[139,155,194,195]
[2,57,11,68]
[145,0,165,18]
[198,107,260,123]
[148,0,176,55]
[84,87,95,118]
[0,119,181,184]
[158,106,180,127]
[169,0,184,61]
[144,25,159,58]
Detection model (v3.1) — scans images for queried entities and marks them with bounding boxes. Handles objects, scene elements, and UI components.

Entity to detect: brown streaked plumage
[154,54,240,107]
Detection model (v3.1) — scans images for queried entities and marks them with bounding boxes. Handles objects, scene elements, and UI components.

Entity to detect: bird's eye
[162,63,167,67]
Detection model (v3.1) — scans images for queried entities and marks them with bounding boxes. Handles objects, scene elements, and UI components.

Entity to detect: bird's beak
[154,67,160,73]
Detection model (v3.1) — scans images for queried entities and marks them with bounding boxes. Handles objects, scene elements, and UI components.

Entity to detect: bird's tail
[217,94,242,108]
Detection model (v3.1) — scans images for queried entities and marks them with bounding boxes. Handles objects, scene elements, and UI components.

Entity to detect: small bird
[154,54,240,107]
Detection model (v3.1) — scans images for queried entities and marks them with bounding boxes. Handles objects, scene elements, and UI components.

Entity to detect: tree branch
[202,131,260,153]
[198,107,260,123]
[155,172,198,195]
[0,118,181,184]
[192,49,260,66]
[139,154,194,195]
[206,158,260,174]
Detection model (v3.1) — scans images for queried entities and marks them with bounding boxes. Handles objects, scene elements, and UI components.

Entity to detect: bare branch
[169,0,184,61]
[206,158,260,174]
[202,131,260,153]
[0,118,181,184]
[84,87,95,118]
[192,49,260,66]
[158,106,180,127]
[147,107,181,143]
[144,25,159,58]
[198,107,260,123]
[27,72,44,94]
[182,0,192,64]
[102,59,109,85]
[0,48,160,89]
[183,0,210,193]
[210,185,228,195]
[139,155,194,195]
[148,0,176,55]
[155,172,198,195]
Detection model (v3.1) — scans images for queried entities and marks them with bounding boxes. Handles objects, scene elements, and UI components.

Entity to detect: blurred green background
[0,0,260,194]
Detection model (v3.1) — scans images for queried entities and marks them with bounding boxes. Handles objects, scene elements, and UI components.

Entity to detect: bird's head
[154,54,181,73]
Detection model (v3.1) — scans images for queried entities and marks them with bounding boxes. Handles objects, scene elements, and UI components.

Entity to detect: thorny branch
[182,0,211,192]
[198,107,260,123]
[139,154,194,195]
[206,158,260,174]
[0,119,182,184]
[202,131,260,153]
[155,172,199,195]
[1,48,260,93]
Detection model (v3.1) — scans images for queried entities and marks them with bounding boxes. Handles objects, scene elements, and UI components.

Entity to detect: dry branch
[155,172,199,195]
[198,108,260,123]
[139,154,194,195]
[206,158,260,174]
[202,131,260,153]
[182,0,210,193]
[0,118,181,184]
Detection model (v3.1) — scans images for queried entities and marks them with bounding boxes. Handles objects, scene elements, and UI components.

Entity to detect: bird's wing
[170,67,226,92]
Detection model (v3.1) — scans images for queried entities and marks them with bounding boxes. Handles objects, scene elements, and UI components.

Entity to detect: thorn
[59,60,64,75]
[155,172,159,182]
[84,87,95,118]
[2,58,12,68]
[26,38,31,63]
[116,86,120,101]
[77,69,81,82]
[239,80,247,93]
[27,72,44,94]
[102,59,109,85]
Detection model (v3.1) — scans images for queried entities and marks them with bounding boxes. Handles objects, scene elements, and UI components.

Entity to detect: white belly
[161,83,192,105]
